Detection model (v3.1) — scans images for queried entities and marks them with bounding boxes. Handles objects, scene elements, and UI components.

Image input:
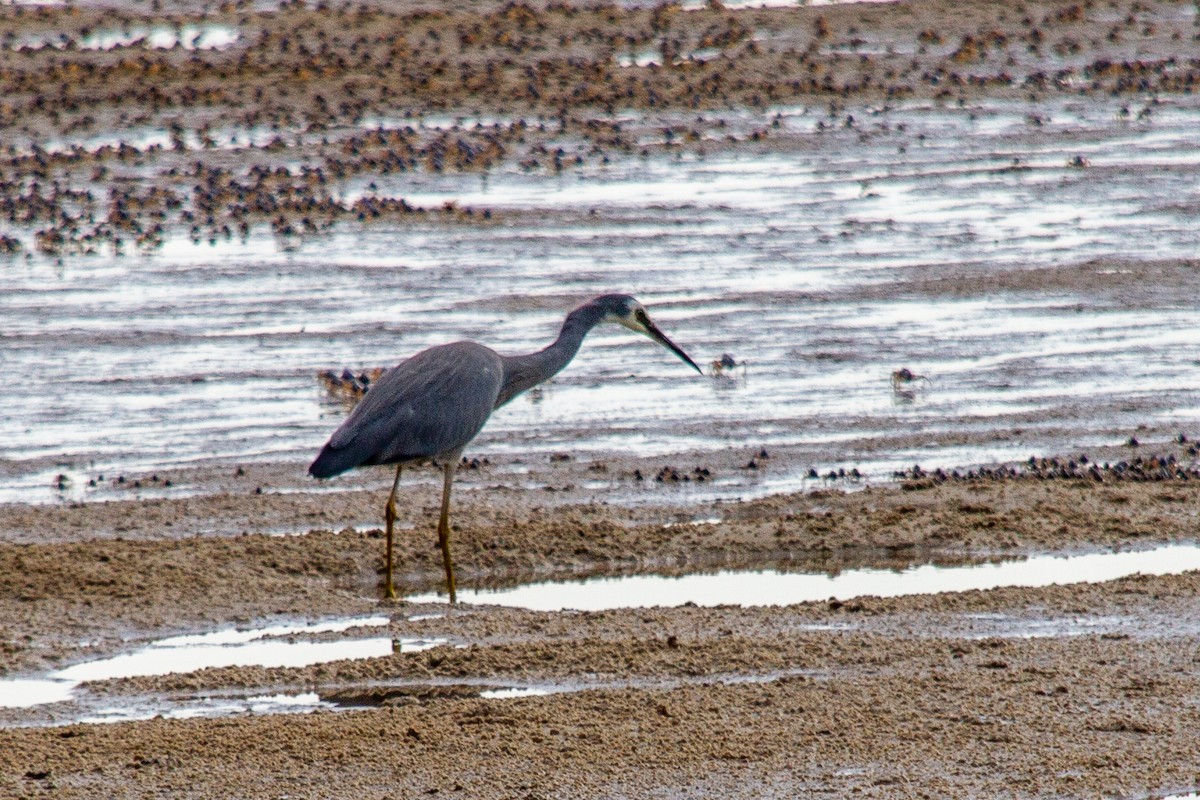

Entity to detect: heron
[309,294,701,602]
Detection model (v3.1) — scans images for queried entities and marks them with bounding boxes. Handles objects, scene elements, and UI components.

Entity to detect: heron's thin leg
[438,461,458,603]
[383,464,403,600]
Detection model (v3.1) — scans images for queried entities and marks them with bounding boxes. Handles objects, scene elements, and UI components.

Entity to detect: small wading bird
[309,294,701,601]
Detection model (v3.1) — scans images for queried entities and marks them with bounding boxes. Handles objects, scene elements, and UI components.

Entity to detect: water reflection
[77,691,324,726]
[0,615,441,713]
[409,544,1200,612]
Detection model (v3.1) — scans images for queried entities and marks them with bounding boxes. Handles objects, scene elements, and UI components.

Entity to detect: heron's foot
[443,560,458,604]
[383,583,397,601]
[437,553,457,604]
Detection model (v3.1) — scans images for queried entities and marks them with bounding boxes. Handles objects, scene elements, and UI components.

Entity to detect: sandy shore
[4,0,1200,797]
[3,463,1200,797]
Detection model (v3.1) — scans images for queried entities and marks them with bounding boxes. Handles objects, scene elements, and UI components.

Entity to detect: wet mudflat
[4,539,1200,731]
[5,1,1200,506]
[4,476,1200,797]
[3,0,1200,797]
[5,98,1200,505]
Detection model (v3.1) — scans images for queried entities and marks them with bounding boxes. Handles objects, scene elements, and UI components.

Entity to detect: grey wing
[309,341,503,478]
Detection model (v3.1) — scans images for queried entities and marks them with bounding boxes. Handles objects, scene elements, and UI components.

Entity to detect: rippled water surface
[4,97,1200,503]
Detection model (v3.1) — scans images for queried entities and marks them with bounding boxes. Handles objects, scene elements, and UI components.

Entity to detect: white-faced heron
[309,294,701,601]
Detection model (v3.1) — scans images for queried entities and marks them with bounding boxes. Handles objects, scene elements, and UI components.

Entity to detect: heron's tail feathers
[308,444,358,479]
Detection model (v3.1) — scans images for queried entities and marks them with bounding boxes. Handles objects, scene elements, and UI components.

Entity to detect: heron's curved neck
[496,302,609,407]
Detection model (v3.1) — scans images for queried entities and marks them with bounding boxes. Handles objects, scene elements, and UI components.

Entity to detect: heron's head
[597,294,702,374]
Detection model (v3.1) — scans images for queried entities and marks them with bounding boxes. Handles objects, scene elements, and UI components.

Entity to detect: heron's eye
[634,309,649,325]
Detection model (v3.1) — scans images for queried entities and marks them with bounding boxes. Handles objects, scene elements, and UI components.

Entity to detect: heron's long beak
[642,317,703,374]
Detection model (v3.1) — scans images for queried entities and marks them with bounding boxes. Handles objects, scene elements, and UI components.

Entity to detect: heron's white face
[611,300,654,338]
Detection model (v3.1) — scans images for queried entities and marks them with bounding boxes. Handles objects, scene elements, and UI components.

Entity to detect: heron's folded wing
[311,342,503,477]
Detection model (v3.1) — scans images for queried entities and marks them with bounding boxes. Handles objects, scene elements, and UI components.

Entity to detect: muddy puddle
[0,615,443,725]
[410,543,1200,611]
[5,96,1200,505]
[324,666,823,711]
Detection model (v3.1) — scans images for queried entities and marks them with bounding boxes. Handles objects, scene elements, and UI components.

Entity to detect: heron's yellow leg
[383,464,403,600]
[438,462,458,603]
